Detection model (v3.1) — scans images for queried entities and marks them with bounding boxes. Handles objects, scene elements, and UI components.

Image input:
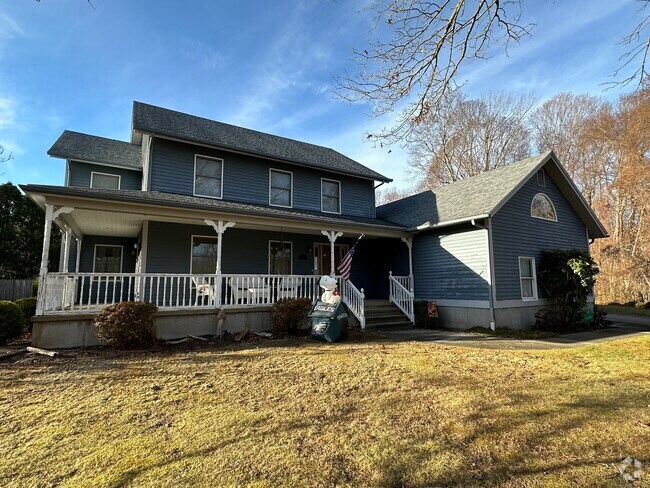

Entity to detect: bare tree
[529,93,612,203]
[376,185,417,205]
[336,0,533,144]
[610,0,650,88]
[408,90,534,188]
[339,1,649,144]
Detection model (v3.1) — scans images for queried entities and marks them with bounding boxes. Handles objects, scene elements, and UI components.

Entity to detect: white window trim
[518,256,538,301]
[530,192,558,222]
[321,178,341,215]
[313,242,349,274]
[193,154,224,200]
[268,168,293,208]
[268,240,293,274]
[90,171,121,190]
[190,234,218,274]
[92,244,124,273]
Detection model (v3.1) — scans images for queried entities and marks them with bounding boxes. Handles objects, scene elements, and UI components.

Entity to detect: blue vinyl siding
[412,226,489,301]
[149,138,376,218]
[68,160,142,190]
[145,221,360,276]
[491,169,588,301]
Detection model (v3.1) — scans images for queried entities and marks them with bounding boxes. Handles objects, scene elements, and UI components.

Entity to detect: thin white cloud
[0,12,26,40]
[0,96,17,129]
[178,37,227,71]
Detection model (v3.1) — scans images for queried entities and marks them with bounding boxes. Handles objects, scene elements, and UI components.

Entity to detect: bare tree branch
[336,0,534,144]
[606,0,650,88]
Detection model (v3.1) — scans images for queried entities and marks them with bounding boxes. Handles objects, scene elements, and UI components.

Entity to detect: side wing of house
[412,224,492,327]
[67,160,142,190]
[490,167,590,327]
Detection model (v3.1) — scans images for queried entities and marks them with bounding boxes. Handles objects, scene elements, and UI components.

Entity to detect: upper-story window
[269,169,292,207]
[531,193,557,221]
[321,178,341,214]
[194,155,223,199]
[536,169,546,186]
[90,171,121,190]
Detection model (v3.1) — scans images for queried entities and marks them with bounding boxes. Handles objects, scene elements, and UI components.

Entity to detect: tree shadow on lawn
[371,387,649,487]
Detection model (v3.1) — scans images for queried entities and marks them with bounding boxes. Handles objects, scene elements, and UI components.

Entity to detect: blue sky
[0,0,642,191]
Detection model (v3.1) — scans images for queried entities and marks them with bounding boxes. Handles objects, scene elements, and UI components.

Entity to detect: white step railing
[339,279,365,330]
[389,272,414,323]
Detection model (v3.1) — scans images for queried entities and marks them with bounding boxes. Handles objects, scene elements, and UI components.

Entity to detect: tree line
[377,86,650,304]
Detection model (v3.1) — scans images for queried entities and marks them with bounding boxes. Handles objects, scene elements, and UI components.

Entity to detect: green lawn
[1,334,649,487]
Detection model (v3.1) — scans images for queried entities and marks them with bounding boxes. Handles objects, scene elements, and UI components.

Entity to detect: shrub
[414,301,438,329]
[94,302,158,349]
[271,298,312,336]
[15,297,37,332]
[623,300,637,308]
[640,302,650,310]
[537,249,599,332]
[0,301,25,345]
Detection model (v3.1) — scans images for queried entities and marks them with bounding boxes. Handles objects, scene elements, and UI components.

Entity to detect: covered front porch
[30,188,415,331]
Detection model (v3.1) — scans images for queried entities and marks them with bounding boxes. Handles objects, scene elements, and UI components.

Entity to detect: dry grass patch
[1,334,649,487]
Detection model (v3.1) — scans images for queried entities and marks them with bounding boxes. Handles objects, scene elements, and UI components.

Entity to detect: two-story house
[22,102,608,348]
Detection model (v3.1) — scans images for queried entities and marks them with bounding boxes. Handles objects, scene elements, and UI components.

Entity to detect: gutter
[471,217,497,331]
[408,214,490,232]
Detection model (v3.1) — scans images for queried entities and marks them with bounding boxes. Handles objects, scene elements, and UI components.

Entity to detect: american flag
[337,234,363,280]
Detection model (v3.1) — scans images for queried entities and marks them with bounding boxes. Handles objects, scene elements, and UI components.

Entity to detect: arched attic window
[531,193,557,221]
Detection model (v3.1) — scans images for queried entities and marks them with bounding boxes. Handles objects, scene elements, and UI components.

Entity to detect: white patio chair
[277,276,301,299]
[192,276,215,305]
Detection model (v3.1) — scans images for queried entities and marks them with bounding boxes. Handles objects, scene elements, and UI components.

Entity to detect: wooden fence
[0,279,35,301]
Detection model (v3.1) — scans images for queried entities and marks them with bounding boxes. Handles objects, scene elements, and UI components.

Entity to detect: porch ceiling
[63,209,144,237]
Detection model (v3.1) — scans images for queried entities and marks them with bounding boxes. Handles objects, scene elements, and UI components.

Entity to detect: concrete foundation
[31,307,273,349]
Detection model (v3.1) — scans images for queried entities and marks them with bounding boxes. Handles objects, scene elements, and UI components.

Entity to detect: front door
[313,243,348,276]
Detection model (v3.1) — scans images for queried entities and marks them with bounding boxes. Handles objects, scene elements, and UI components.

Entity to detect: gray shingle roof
[378,152,552,228]
[48,130,142,170]
[21,184,406,232]
[132,101,391,182]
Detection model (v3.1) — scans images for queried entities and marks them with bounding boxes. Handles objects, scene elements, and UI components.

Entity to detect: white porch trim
[321,230,343,277]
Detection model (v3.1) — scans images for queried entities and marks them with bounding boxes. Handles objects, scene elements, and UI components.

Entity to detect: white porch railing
[340,279,365,330]
[41,273,367,327]
[389,272,415,323]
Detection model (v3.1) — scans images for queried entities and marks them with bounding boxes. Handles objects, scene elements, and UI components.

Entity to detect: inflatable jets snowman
[318,275,341,305]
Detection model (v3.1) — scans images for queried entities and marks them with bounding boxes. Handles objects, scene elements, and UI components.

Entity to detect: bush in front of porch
[271,298,312,336]
[94,302,158,349]
[0,301,24,345]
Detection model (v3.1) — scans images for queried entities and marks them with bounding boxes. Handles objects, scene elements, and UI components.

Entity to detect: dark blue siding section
[68,160,142,190]
[146,221,358,275]
[412,226,489,301]
[492,170,588,301]
[149,138,376,218]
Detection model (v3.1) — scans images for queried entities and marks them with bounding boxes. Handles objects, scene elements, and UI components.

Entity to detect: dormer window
[536,169,546,186]
[531,193,557,221]
[90,171,121,190]
[321,178,341,214]
[269,169,292,207]
[194,155,223,199]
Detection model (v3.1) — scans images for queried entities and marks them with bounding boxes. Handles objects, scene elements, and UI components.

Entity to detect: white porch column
[62,228,72,273]
[36,204,54,315]
[401,237,414,291]
[321,230,342,277]
[74,237,82,273]
[205,219,236,307]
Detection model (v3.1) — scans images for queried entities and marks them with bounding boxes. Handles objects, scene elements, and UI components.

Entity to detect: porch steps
[363,300,412,330]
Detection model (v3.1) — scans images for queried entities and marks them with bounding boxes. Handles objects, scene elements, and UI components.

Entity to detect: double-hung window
[93,245,123,273]
[90,172,121,190]
[194,155,223,199]
[269,241,292,274]
[518,257,538,300]
[191,236,218,274]
[269,169,292,207]
[321,178,341,214]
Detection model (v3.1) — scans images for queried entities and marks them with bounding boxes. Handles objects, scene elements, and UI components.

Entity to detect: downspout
[471,218,496,331]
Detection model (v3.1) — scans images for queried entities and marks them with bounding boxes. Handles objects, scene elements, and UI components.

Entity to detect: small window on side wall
[531,193,557,221]
[194,155,223,199]
[518,256,538,300]
[321,178,341,214]
[90,172,121,190]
